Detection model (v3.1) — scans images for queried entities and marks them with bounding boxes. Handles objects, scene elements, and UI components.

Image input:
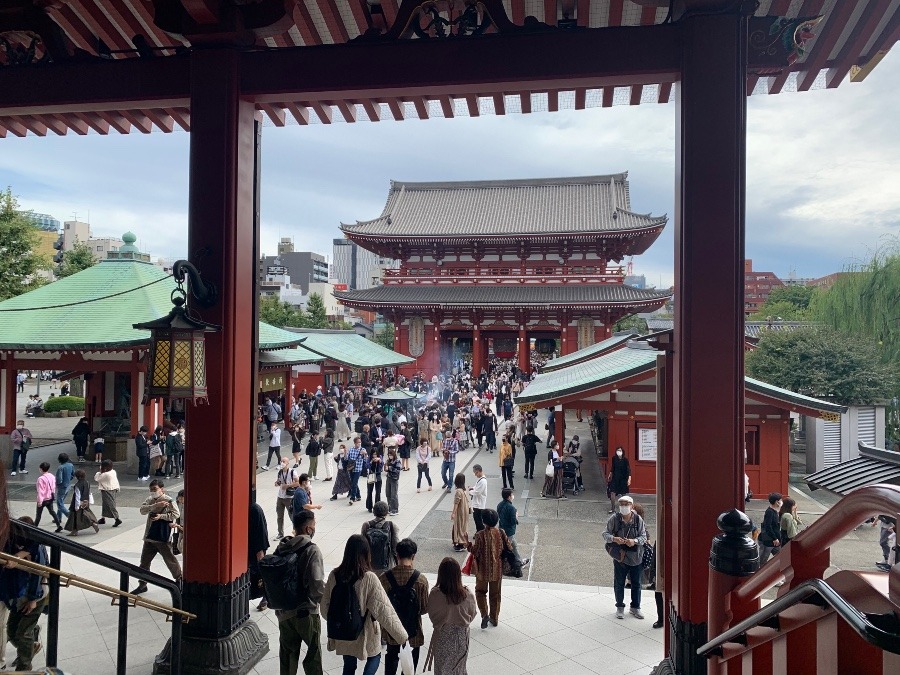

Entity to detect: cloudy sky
[3,48,899,289]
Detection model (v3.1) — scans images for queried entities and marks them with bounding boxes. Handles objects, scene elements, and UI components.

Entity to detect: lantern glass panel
[151,340,171,388]
[193,339,206,387]
[172,336,193,388]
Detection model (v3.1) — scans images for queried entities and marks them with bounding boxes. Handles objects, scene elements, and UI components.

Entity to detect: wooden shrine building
[336,174,672,377]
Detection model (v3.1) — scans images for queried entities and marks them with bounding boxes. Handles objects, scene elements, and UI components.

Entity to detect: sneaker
[630,607,644,619]
[428,486,432,491]
[257,599,268,611]
[79,458,85,463]
[330,495,338,501]
[275,533,284,540]
[261,465,270,471]
[114,519,122,527]
[97,519,106,525]
[616,607,625,619]
[10,471,15,476]
[521,558,530,566]
[19,470,27,474]
[875,562,891,572]
[132,583,149,595]
[417,489,421,493]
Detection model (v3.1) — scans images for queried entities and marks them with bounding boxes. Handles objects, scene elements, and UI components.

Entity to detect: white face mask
[619,504,631,515]
[616,450,623,457]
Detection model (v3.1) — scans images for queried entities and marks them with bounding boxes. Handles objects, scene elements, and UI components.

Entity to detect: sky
[3,49,900,290]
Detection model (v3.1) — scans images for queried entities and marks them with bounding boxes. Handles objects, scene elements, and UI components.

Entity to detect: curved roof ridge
[386,173,630,191]
[612,206,668,223]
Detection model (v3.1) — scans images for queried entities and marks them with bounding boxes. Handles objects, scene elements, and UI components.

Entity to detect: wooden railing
[382,265,627,285]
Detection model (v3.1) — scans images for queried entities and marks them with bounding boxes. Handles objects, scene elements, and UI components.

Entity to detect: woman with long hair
[321,534,408,675]
[451,473,470,552]
[384,446,402,516]
[331,444,352,501]
[426,557,478,675]
[779,497,803,544]
[63,468,99,536]
[468,508,512,628]
[541,442,564,499]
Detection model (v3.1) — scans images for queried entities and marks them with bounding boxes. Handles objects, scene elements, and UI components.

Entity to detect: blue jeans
[11,448,26,471]
[441,460,455,489]
[613,560,643,609]
[56,485,71,518]
[349,471,362,500]
[343,653,380,675]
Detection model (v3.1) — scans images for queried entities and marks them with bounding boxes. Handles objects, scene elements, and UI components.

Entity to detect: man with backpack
[266,510,326,675]
[361,501,398,575]
[379,538,429,675]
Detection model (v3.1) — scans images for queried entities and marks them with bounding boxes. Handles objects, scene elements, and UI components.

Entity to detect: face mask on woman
[616,450,624,458]
[619,504,631,515]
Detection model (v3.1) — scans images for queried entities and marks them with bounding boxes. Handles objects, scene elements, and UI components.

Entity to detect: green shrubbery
[43,396,85,412]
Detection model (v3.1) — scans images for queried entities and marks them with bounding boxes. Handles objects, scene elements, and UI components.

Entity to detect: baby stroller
[561,457,582,495]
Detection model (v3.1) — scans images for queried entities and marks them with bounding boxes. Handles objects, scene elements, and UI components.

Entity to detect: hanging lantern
[133,261,219,405]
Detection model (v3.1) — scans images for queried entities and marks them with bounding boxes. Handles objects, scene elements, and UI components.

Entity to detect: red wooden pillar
[517,325,528,374]
[0,366,17,465]
[174,48,267,673]
[666,6,747,674]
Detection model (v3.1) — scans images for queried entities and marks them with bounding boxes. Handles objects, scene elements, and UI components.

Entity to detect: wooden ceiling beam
[319,0,350,43]
[73,111,110,134]
[544,0,557,26]
[259,103,287,126]
[465,95,479,117]
[574,89,585,110]
[385,98,404,121]
[492,94,505,115]
[56,113,88,135]
[519,93,531,114]
[797,0,858,91]
[121,0,186,53]
[334,100,356,122]
[10,116,46,137]
[629,85,642,105]
[347,0,372,37]
[826,0,893,88]
[165,107,191,132]
[96,111,132,134]
[360,99,381,122]
[119,110,152,133]
[576,0,590,27]
[70,0,132,53]
[658,82,672,104]
[768,0,826,94]
[284,103,310,125]
[310,101,333,124]
[412,98,429,119]
[292,1,324,45]
[602,87,614,107]
[547,90,558,112]
[381,0,399,28]
[437,96,454,118]
[182,0,221,24]
[42,115,69,136]
[608,0,624,26]
[44,4,99,55]
[0,125,5,139]
[3,117,30,137]
[145,108,175,132]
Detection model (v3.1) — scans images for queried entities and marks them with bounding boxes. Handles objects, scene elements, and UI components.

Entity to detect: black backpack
[365,520,393,571]
[258,538,313,611]
[327,576,367,641]
[385,570,420,639]
[170,433,184,453]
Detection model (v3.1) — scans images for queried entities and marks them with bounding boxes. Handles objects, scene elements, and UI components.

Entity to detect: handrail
[0,551,196,621]
[732,484,900,604]
[10,521,186,675]
[698,577,900,658]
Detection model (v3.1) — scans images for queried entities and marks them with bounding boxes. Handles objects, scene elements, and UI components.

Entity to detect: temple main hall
[335,173,671,377]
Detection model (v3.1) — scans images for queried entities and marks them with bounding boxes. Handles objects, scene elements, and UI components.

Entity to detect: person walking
[321,534,408,675]
[132,480,182,594]
[384,447,402,516]
[758,492,783,564]
[250,501,271,611]
[499,436,514,490]
[415,437,432,493]
[94,459,122,527]
[135,425,151,481]
[63,468,100,536]
[602,495,647,620]
[264,422,283,471]
[779,497,803,545]
[276,510,326,675]
[607,446,631,513]
[469,465,487,532]
[451,474,470,552]
[292,474,324,517]
[319,430,334,479]
[330,444,352,501]
[34,462,62,530]
[9,420,32,476]
[521,426,540,480]
[380,538,429,675]
[541,443,564,499]
[364,450,383,512]
[425,557,478,675]
[290,424,307,469]
[483,409,497,453]
[55,452,74,520]
[306,433,322,480]
[71,416,90,463]
[440,432,459,492]
[275,457,301,539]
[361,501,398,576]
[468,508,512,629]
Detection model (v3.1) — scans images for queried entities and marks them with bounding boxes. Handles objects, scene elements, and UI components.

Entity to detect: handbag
[435,431,443,441]
[544,461,555,478]
[147,518,172,543]
[642,542,654,570]
[367,472,376,485]
[605,542,627,563]
[461,552,474,575]
[398,642,415,675]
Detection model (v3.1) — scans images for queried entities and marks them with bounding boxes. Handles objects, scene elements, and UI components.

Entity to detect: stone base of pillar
[667,603,707,675]
[650,657,677,675]
[153,574,269,675]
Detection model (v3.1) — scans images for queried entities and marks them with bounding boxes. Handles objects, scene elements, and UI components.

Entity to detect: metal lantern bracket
[172,260,218,309]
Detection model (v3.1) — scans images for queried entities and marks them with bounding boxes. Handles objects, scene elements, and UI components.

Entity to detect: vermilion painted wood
[672,10,746,624]
[291,0,324,45]
[826,0,893,88]
[860,2,900,65]
[71,0,133,53]
[768,0,826,94]
[797,0,859,91]
[183,49,255,585]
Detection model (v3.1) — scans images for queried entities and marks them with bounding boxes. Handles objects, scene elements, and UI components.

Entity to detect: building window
[96,245,103,251]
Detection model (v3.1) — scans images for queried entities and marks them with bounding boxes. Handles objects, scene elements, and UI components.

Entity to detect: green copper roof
[745,376,847,414]
[291,330,414,369]
[518,345,847,416]
[0,256,305,351]
[372,388,426,401]
[542,333,637,372]
[516,344,659,405]
[259,346,323,366]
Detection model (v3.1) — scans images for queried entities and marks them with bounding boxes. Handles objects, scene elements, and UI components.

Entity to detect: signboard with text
[638,427,657,461]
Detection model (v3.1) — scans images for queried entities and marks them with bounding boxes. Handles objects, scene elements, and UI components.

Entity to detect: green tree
[57,241,98,278]
[305,292,329,329]
[0,187,50,300]
[613,314,648,334]
[373,323,395,351]
[746,327,897,405]
[749,299,810,322]
[259,295,307,327]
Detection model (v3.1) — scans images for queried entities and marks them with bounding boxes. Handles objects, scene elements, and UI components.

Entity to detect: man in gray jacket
[132,479,182,594]
[278,509,325,675]
[602,494,647,620]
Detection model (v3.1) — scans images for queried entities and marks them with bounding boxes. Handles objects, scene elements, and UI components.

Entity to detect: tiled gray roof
[341,174,667,238]
[335,284,672,308]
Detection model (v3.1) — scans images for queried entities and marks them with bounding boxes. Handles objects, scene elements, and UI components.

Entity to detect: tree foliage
[613,314,648,334]
[746,327,897,405]
[372,323,395,351]
[0,187,50,300]
[767,285,816,310]
[259,295,308,328]
[57,241,98,278]
[305,292,329,329]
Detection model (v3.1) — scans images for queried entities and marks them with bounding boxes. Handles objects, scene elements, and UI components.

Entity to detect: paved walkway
[4,403,665,674]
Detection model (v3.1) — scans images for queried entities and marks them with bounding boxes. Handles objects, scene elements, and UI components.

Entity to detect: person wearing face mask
[758,492,783,564]
[132,479,182,595]
[607,446,631,514]
[497,488,529,570]
[10,420,33,476]
[602,495,647,620]
[276,509,326,675]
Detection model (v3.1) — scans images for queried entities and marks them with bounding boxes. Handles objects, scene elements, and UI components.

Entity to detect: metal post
[46,546,61,666]
[117,572,129,675]
[36,370,41,397]
[170,611,183,675]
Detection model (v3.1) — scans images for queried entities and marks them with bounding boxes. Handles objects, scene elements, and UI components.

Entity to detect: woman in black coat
[607,446,631,514]
[72,417,90,462]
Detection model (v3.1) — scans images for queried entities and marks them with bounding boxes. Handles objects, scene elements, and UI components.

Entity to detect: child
[93,436,105,464]
[35,462,62,531]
